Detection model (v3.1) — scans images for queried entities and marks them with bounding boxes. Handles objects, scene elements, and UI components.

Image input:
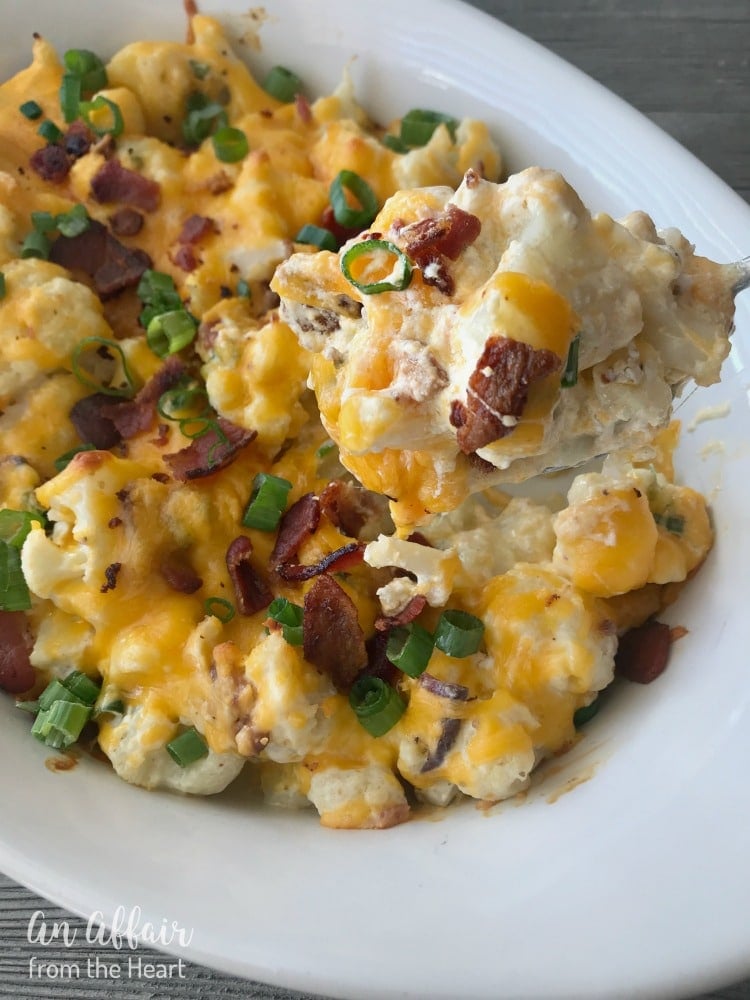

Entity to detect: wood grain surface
[1,1,748,998]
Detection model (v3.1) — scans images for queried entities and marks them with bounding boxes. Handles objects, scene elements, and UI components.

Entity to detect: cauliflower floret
[365,534,462,612]
[98,702,244,796]
[307,764,409,829]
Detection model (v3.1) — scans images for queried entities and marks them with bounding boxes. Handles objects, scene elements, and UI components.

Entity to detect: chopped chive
[97,699,125,716]
[32,699,91,749]
[182,93,227,146]
[0,509,45,548]
[561,333,581,388]
[166,726,209,767]
[341,238,413,295]
[38,678,86,712]
[349,676,406,737]
[20,229,51,260]
[0,543,30,611]
[267,597,303,645]
[30,211,56,233]
[79,96,123,137]
[399,108,458,147]
[386,623,434,678]
[54,444,97,473]
[189,59,211,80]
[71,336,138,398]
[204,596,235,623]
[59,73,82,123]
[295,224,337,252]
[61,670,101,706]
[262,65,303,103]
[212,125,248,163]
[15,700,40,714]
[329,170,379,230]
[146,309,198,358]
[434,609,484,658]
[0,272,5,299]
[63,49,107,93]
[19,100,43,120]
[37,119,63,143]
[136,268,183,328]
[157,383,209,421]
[315,440,336,459]
[55,203,90,237]
[236,278,250,298]
[382,133,409,154]
[573,696,601,728]
[664,514,685,535]
[242,473,293,532]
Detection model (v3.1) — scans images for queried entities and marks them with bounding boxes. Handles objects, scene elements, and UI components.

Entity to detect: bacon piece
[69,393,123,449]
[319,480,391,540]
[421,717,462,773]
[615,619,672,684]
[178,214,217,244]
[172,244,198,273]
[420,672,470,701]
[100,562,122,594]
[277,542,365,582]
[401,205,481,263]
[374,594,427,632]
[103,357,185,440]
[450,336,561,454]
[90,159,161,213]
[159,553,203,594]
[109,207,144,237]
[320,204,358,247]
[226,536,272,615]
[49,220,152,299]
[63,122,94,159]
[359,631,399,687]
[0,611,35,694]
[270,493,321,567]
[405,532,432,547]
[303,575,367,691]
[164,419,256,481]
[295,93,312,124]
[29,144,70,183]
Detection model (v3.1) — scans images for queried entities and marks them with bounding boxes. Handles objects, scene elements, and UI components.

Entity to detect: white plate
[2,2,749,998]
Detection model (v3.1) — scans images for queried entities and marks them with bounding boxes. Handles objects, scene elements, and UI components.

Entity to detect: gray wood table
[1,1,748,998]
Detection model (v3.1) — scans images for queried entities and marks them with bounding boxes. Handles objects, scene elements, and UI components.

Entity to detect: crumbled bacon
[49,219,152,299]
[29,144,70,183]
[0,611,35,694]
[295,93,312,124]
[109,207,144,237]
[90,159,161,213]
[450,336,561,454]
[374,595,427,632]
[421,717,462,773]
[419,673,471,701]
[164,419,256,481]
[270,493,321,567]
[302,575,367,691]
[401,205,481,263]
[277,542,365,582]
[103,357,185,440]
[225,536,272,615]
[320,204,358,247]
[63,122,94,159]
[101,562,122,594]
[178,214,217,244]
[172,244,199,272]
[358,631,399,687]
[159,553,203,594]
[615,619,672,684]
[319,480,391,540]
[69,393,123,449]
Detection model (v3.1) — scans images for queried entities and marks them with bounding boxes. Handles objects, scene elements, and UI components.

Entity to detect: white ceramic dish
[1,2,749,998]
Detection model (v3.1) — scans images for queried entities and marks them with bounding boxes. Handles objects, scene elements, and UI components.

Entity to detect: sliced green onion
[37,119,63,143]
[296,224,337,251]
[136,268,183,328]
[329,170,378,229]
[63,49,107,93]
[341,238,413,295]
[212,126,248,163]
[97,698,125,716]
[30,210,57,233]
[71,336,137,398]
[19,100,43,120]
[166,726,209,767]
[316,440,336,459]
[0,272,5,299]
[204,596,235,623]
[0,509,44,549]
[382,133,409,154]
[15,700,40,714]
[54,443,97,472]
[182,93,227,146]
[386,623,434,678]
[56,203,90,238]
[61,670,101,706]
[146,309,198,358]
[236,279,250,298]
[349,676,406,737]
[561,333,581,388]
[573,696,601,728]
[0,544,30,611]
[79,96,124,137]
[21,230,51,260]
[32,699,91,750]
[157,384,209,421]
[178,416,215,439]
[189,59,211,80]
[38,678,85,712]
[434,609,484,658]
[262,65,303,103]
[59,73,82,123]
[399,108,458,147]
[664,514,685,535]
[267,597,303,645]
[242,473,293,532]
